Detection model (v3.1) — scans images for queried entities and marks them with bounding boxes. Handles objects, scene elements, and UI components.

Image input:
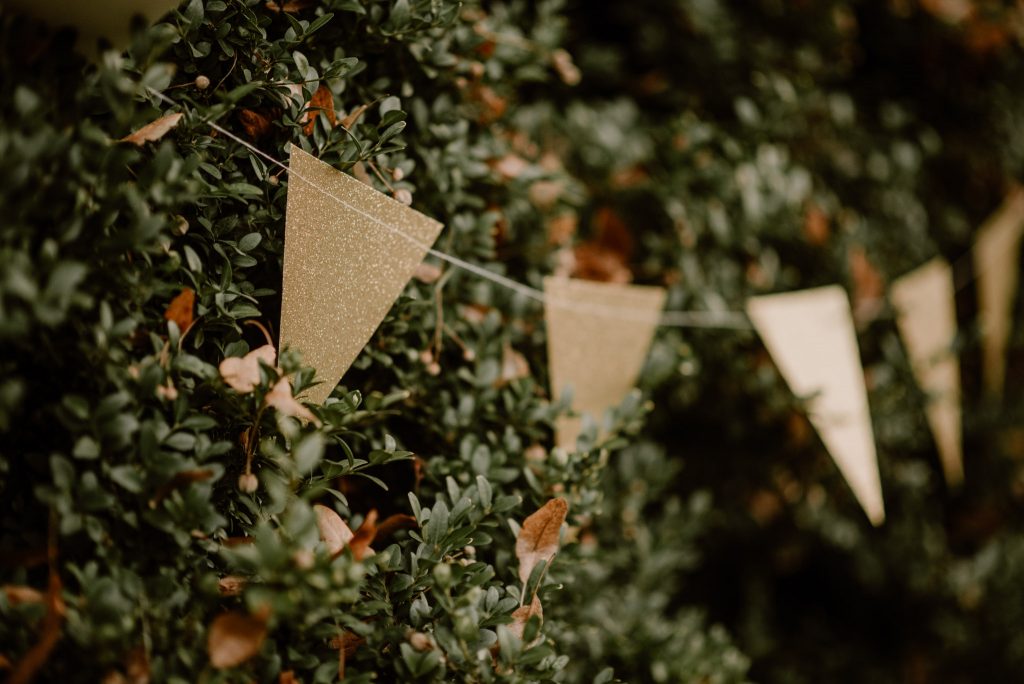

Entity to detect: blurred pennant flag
[4,0,180,55]
[891,258,963,487]
[747,286,884,525]
[544,277,666,450]
[281,145,443,404]
[973,185,1024,399]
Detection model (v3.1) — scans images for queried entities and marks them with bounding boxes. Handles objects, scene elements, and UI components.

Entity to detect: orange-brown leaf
[303,84,336,135]
[119,113,183,146]
[340,103,370,130]
[265,0,312,11]
[219,344,277,394]
[314,504,353,556]
[348,510,379,561]
[238,109,273,140]
[217,575,247,597]
[508,595,543,641]
[3,585,44,605]
[515,498,568,584]
[496,343,530,388]
[278,670,300,684]
[375,513,418,541]
[207,610,268,669]
[6,569,64,684]
[163,288,195,332]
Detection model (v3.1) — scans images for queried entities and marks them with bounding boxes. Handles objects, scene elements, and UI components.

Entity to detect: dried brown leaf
[6,569,64,684]
[348,510,379,561]
[119,113,183,146]
[515,498,568,584]
[238,109,273,140]
[219,344,277,393]
[303,84,336,135]
[123,646,150,684]
[413,262,443,284]
[163,288,195,333]
[550,49,581,86]
[803,204,830,246]
[375,513,418,541]
[340,103,370,130]
[265,0,312,11]
[217,575,247,597]
[207,610,268,669]
[264,377,321,425]
[496,344,530,388]
[278,670,300,684]
[3,585,45,605]
[314,504,354,556]
[508,595,543,641]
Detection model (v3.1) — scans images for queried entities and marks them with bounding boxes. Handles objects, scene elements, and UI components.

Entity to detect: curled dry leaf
[3,585,44,605]
[6,569,65,684]
[496,343,530,387]
[515,498,568,584]
[264,377,321,425]
[119,112,183,146]
[375,513,418,541]
[314,504,354,556]
[217,575,247,597]
[163,288,195,332]
[413,262,443,284]
[508,594,543,641]
[148,469,215,509]
[265,0,312,11]
[278,671,299,684]
[550,48,581,85]
[303,84,336,135]
[207,609,269,669]
[340,102,370,130]
[348,510,379,561]
[219,345,277,393]
[238,109,273,140]
[329,630,365,680]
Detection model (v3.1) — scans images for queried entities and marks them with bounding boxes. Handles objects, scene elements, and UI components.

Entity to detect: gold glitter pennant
[544,277,666,450]
[891,258,962,487]
[280,145,443,404]
[747,286,884,525]
[973,185,1024,399]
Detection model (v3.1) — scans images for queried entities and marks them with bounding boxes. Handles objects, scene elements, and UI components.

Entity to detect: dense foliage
[1,0,1023,683]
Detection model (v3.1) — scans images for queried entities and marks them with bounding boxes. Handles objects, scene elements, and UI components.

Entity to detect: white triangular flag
[746,286,884,525]
[974,186,1024,398]
[544,277,666,450]
[891,258,962,487]
[281,146,443,404]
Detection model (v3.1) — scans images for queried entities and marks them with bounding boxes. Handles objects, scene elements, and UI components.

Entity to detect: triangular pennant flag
[891,258,963,487]
[281,145,443,404]
[544,277,666,450]
[973,185,1024,398]
[4,0,180,55]
[746,286,884,525]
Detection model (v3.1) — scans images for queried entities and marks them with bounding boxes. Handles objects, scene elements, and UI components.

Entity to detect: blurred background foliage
[1,0,1023,683]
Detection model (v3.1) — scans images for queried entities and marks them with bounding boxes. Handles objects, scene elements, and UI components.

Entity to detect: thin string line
[148,88,752,329]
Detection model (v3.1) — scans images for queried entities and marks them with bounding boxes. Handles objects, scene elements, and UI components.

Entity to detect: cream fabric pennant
[281,145,443,404]
[973,185,1024,398]
[544,277,666,450]
[891,258,963,487]
[746,286,884,525]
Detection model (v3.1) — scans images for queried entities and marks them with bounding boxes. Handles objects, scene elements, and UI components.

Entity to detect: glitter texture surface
[544,277,666,450]
[280,145,443,404]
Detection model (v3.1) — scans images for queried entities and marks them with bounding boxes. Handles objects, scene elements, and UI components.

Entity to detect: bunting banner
[544,277,666,450]
[5,0,181,54]
[280,145,443,404]
[891,258,963,487]
[973,186,1024,398]
[746,286,885,525]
